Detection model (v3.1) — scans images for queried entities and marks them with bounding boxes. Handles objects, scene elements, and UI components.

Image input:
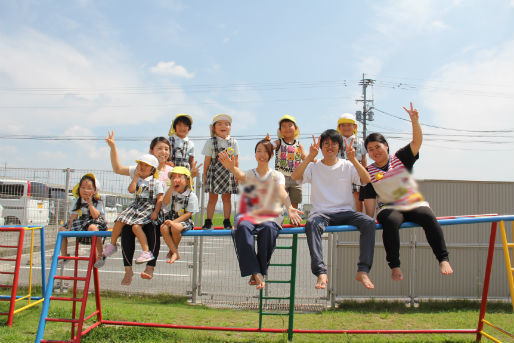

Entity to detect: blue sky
[1,0,513,181]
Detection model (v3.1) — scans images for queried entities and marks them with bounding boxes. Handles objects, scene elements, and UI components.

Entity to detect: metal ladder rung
[0,285,13,288]
[0,271,15,275]
[266,280,291,284]
[269,263,292,267]
[50,296,83,302]
[54,275,87,282]
[507,243,514,248]
[0,245,18,248]
[261,296,290,300]
[0,258,17,262]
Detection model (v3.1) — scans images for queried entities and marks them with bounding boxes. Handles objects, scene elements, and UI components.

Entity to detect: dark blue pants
[232,220,280,277]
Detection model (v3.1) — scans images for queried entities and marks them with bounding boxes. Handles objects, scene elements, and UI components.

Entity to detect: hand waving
[217,150,235,171]
[403,102,419,122]
[105,130,116,148]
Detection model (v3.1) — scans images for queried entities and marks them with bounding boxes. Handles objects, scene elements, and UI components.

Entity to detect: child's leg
[109,221,125,245]
[87,224,102,256]
[59,226,68,256]
[221,193,231,219]
[206,192,218,219]
[160,221,178,255]
[132,224,149,252]
[353,192,363,212]
[168,223,184,264]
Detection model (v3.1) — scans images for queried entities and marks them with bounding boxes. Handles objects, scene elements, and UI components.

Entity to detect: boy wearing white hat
[102,154,164,270]
[337,113,367,212]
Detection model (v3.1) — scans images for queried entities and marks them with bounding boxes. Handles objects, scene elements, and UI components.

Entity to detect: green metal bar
[269,263,292,267]
[258,288,263,330]
[275,246,293,249]
[288,234,298,341]
[261,312,289,316]
[261,296,290,300]
[266,280,291,284]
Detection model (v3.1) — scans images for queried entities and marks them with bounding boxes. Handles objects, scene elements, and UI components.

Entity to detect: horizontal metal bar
[0,271,15,275]
[275,246,293,249]
[266,280,291,284]
[49,296,82,302]
[0,245,17,248]
[269,263,292,267]
[54,276,87,282]
[261,312,289,316]
[45,317,79,323]
[0,258,17,262]
[261,296,291,300]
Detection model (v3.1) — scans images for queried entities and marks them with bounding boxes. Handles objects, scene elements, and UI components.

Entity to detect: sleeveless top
[169,136,191,169]
[274,139,302,176]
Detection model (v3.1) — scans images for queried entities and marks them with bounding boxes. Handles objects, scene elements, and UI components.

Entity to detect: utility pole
[355,74,375,141]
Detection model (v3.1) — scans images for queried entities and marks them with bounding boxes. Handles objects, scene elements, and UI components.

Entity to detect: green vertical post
[258,288,263,330]
[287,234,298,341]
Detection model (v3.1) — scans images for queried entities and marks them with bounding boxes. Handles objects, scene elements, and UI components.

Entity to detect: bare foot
[315,274,328,289]
[121,269,134,286]
[355,271,375,289]
[253,273,266,290]
[167,251,180,264]
[440,261,453,275]
[141,265,154,279]
[391,267,403,281]
[248,275,257,285]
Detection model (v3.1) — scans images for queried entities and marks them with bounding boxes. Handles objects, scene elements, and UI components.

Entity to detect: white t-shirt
[301,159,361,216]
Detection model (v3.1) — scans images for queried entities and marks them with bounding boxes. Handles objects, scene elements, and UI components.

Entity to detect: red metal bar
[50,297,83,302]
[0,245,18,248]
[54,276,87,282]
[71,240,80,340]
[46,318,80,323]
[60,256,90,262]
[0,258,17,262]
[79,320,102,337]
[476,221,498,342]
[7,228,24,326]
[0,285,14,288]
[101,320,477,334]
[0,271,15,275]
[92,244,103,324]
[41,340,73,343]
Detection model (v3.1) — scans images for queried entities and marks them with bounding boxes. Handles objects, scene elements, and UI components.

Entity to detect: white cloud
[430,20,449,31]
[150,61,194,78]
[0,28,172,133]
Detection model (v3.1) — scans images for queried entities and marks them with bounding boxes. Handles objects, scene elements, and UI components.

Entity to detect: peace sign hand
[105,130,116,148]
[308,135,320,159]
[344,137,356,162]
[403,102,419,122]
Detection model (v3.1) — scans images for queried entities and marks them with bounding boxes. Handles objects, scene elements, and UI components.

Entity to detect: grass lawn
[1,292,512,343]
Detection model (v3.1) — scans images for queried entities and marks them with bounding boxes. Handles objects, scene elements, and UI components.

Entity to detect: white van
[0,179,50,226]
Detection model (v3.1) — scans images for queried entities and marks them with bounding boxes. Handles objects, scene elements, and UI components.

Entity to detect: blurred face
[366,141,389,165]
[174,121,190,138]
[321,138,340,159]
[79,179,95,200]
[338,123,356,138]
[214,120,231,138]
[171,173,188,193]
[150,141,170,165]
[255,143,271,164]
[279,120,296,139]
[138,162,154,178]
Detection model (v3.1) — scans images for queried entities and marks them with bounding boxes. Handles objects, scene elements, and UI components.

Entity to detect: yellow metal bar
[482,319,514,338]
[21,226,43,231]
[14,294,30,302]
[12,298,45,314]
[499,221,514,311]
[479,330,502,343]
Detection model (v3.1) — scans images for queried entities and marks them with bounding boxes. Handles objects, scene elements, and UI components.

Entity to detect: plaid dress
[170,136,191,169]
[66,199,107,245]
[165,192,194,231]
[205,137,239,194]
[116,178,160,225]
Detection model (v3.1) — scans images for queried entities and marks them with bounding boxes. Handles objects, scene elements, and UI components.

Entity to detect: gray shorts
[284,175,302,204]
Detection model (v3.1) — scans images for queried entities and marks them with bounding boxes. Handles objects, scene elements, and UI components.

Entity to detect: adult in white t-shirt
[292,129,376,290]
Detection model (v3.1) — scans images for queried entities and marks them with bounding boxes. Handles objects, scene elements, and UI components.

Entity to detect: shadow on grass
[333,299,514,314]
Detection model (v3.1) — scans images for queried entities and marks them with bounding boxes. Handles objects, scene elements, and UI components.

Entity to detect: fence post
[408,230,417,306]
[59,168,73,293]
[191,175,203,304]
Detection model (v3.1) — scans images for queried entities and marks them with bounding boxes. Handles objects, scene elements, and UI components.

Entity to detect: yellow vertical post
[499,221,514,311]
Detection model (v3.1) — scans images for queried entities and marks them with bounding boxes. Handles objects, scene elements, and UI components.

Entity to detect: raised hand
[105,130,116,148]
[344,137,356,161]
[308,135,320,159]
[403,102,419,122]
[217,150,235,171]
[264,133,271,141]
[190,160,203,178]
